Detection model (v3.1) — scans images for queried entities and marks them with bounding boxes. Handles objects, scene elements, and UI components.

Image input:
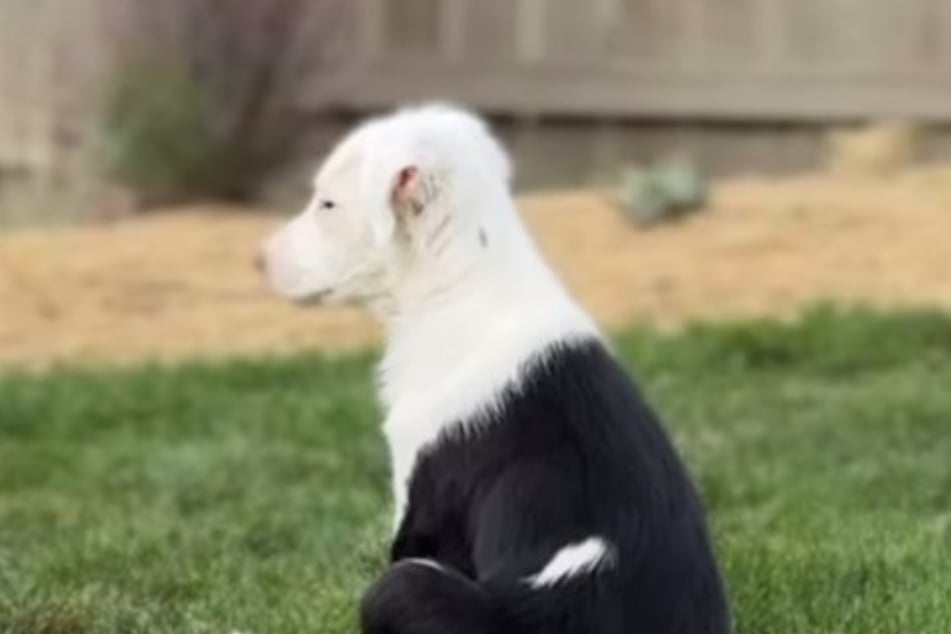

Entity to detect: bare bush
[102,0,344,205]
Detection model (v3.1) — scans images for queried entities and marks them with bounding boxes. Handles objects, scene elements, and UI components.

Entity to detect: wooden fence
[318,0,951,121]
[0,0,109,178]
[4,0,951,205]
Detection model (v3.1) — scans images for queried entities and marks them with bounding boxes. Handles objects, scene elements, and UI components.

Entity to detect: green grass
[2,308,951,633]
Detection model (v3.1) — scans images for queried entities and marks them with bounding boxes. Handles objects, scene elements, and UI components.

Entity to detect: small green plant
[99,0,340,206]
[615,158,709,225]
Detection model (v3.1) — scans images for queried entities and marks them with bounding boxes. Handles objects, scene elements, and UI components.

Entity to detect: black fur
[362,339,730,634]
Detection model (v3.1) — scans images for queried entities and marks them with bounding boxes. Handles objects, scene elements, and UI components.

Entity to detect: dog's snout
[253,251,266,274]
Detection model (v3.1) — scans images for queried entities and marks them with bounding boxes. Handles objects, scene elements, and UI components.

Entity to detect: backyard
[4,0,951,632]
[2,309,951,634]
[5,168,951,366]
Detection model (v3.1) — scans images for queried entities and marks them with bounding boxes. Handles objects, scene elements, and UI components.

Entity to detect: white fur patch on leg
[526,537,616,588]
[403,558,445,572]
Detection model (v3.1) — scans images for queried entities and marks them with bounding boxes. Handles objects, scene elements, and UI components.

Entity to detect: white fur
[381,282,595,523]
[525,537,617,589]
[403,557,445,572]
[260,103,600,526]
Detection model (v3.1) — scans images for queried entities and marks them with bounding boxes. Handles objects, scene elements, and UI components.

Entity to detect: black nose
[254,252,266,273]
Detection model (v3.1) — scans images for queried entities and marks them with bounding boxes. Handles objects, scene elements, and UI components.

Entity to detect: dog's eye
[319,200,336,210]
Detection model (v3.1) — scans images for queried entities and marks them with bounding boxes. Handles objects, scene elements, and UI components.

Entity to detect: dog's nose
[253,252,266,274]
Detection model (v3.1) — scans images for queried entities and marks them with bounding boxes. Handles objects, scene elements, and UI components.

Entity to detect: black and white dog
[259,104,729,634]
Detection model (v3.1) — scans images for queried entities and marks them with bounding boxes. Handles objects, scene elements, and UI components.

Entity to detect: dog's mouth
[293,288,333,306]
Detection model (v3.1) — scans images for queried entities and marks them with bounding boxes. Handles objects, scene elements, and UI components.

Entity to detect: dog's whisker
[424,215,453,251]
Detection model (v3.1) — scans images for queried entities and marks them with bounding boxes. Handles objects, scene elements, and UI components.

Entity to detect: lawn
[2,308,951,634]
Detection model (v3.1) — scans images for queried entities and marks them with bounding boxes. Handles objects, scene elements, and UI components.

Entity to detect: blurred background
[1,0,951,364]
[4,3,951,633]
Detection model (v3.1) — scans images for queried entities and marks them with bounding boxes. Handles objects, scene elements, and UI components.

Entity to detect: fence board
[461,0,519,63]
[542,0,603,61]
[697,0,758,64]
[382,0,442,57]
[318,63,951,122]
[0,0,104,173]
[612,0,689,62]
[782,0,924,70]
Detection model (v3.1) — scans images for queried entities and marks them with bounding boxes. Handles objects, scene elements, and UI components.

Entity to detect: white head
[258,103,514,317]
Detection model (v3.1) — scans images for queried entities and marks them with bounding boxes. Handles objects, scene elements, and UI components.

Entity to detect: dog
[259,104,730,634]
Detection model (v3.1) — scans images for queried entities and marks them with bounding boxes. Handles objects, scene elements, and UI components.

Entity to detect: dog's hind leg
[361,559,504,634]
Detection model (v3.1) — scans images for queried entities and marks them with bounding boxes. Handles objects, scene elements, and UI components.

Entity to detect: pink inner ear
[393,166,419,204]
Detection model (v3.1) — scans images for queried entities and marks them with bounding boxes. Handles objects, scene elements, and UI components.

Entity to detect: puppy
[259,104,730,634]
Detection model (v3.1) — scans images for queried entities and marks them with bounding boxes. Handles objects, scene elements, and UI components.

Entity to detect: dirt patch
[3,169,951,367]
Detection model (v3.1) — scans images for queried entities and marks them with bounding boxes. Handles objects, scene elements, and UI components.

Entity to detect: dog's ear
[362,143,424,246]
[393,166,420,208]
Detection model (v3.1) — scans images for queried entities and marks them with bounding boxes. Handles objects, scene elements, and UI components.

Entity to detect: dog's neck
[382,205,590,424]
[366,193,599,522]
[374,197,598,522]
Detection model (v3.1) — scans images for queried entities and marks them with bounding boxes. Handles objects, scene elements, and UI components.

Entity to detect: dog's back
[364,339,730,634]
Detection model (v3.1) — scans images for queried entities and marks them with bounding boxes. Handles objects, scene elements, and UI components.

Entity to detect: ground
[3,169,951,632]
[2,310,951,634]
[3,168,951,366]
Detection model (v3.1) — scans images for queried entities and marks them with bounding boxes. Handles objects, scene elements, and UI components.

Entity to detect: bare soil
[3,169,951,367]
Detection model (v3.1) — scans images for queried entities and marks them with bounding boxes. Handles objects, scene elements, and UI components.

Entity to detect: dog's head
[259,104,511,309]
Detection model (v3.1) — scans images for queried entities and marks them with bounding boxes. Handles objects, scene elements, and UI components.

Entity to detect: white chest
[378,303,598,528]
